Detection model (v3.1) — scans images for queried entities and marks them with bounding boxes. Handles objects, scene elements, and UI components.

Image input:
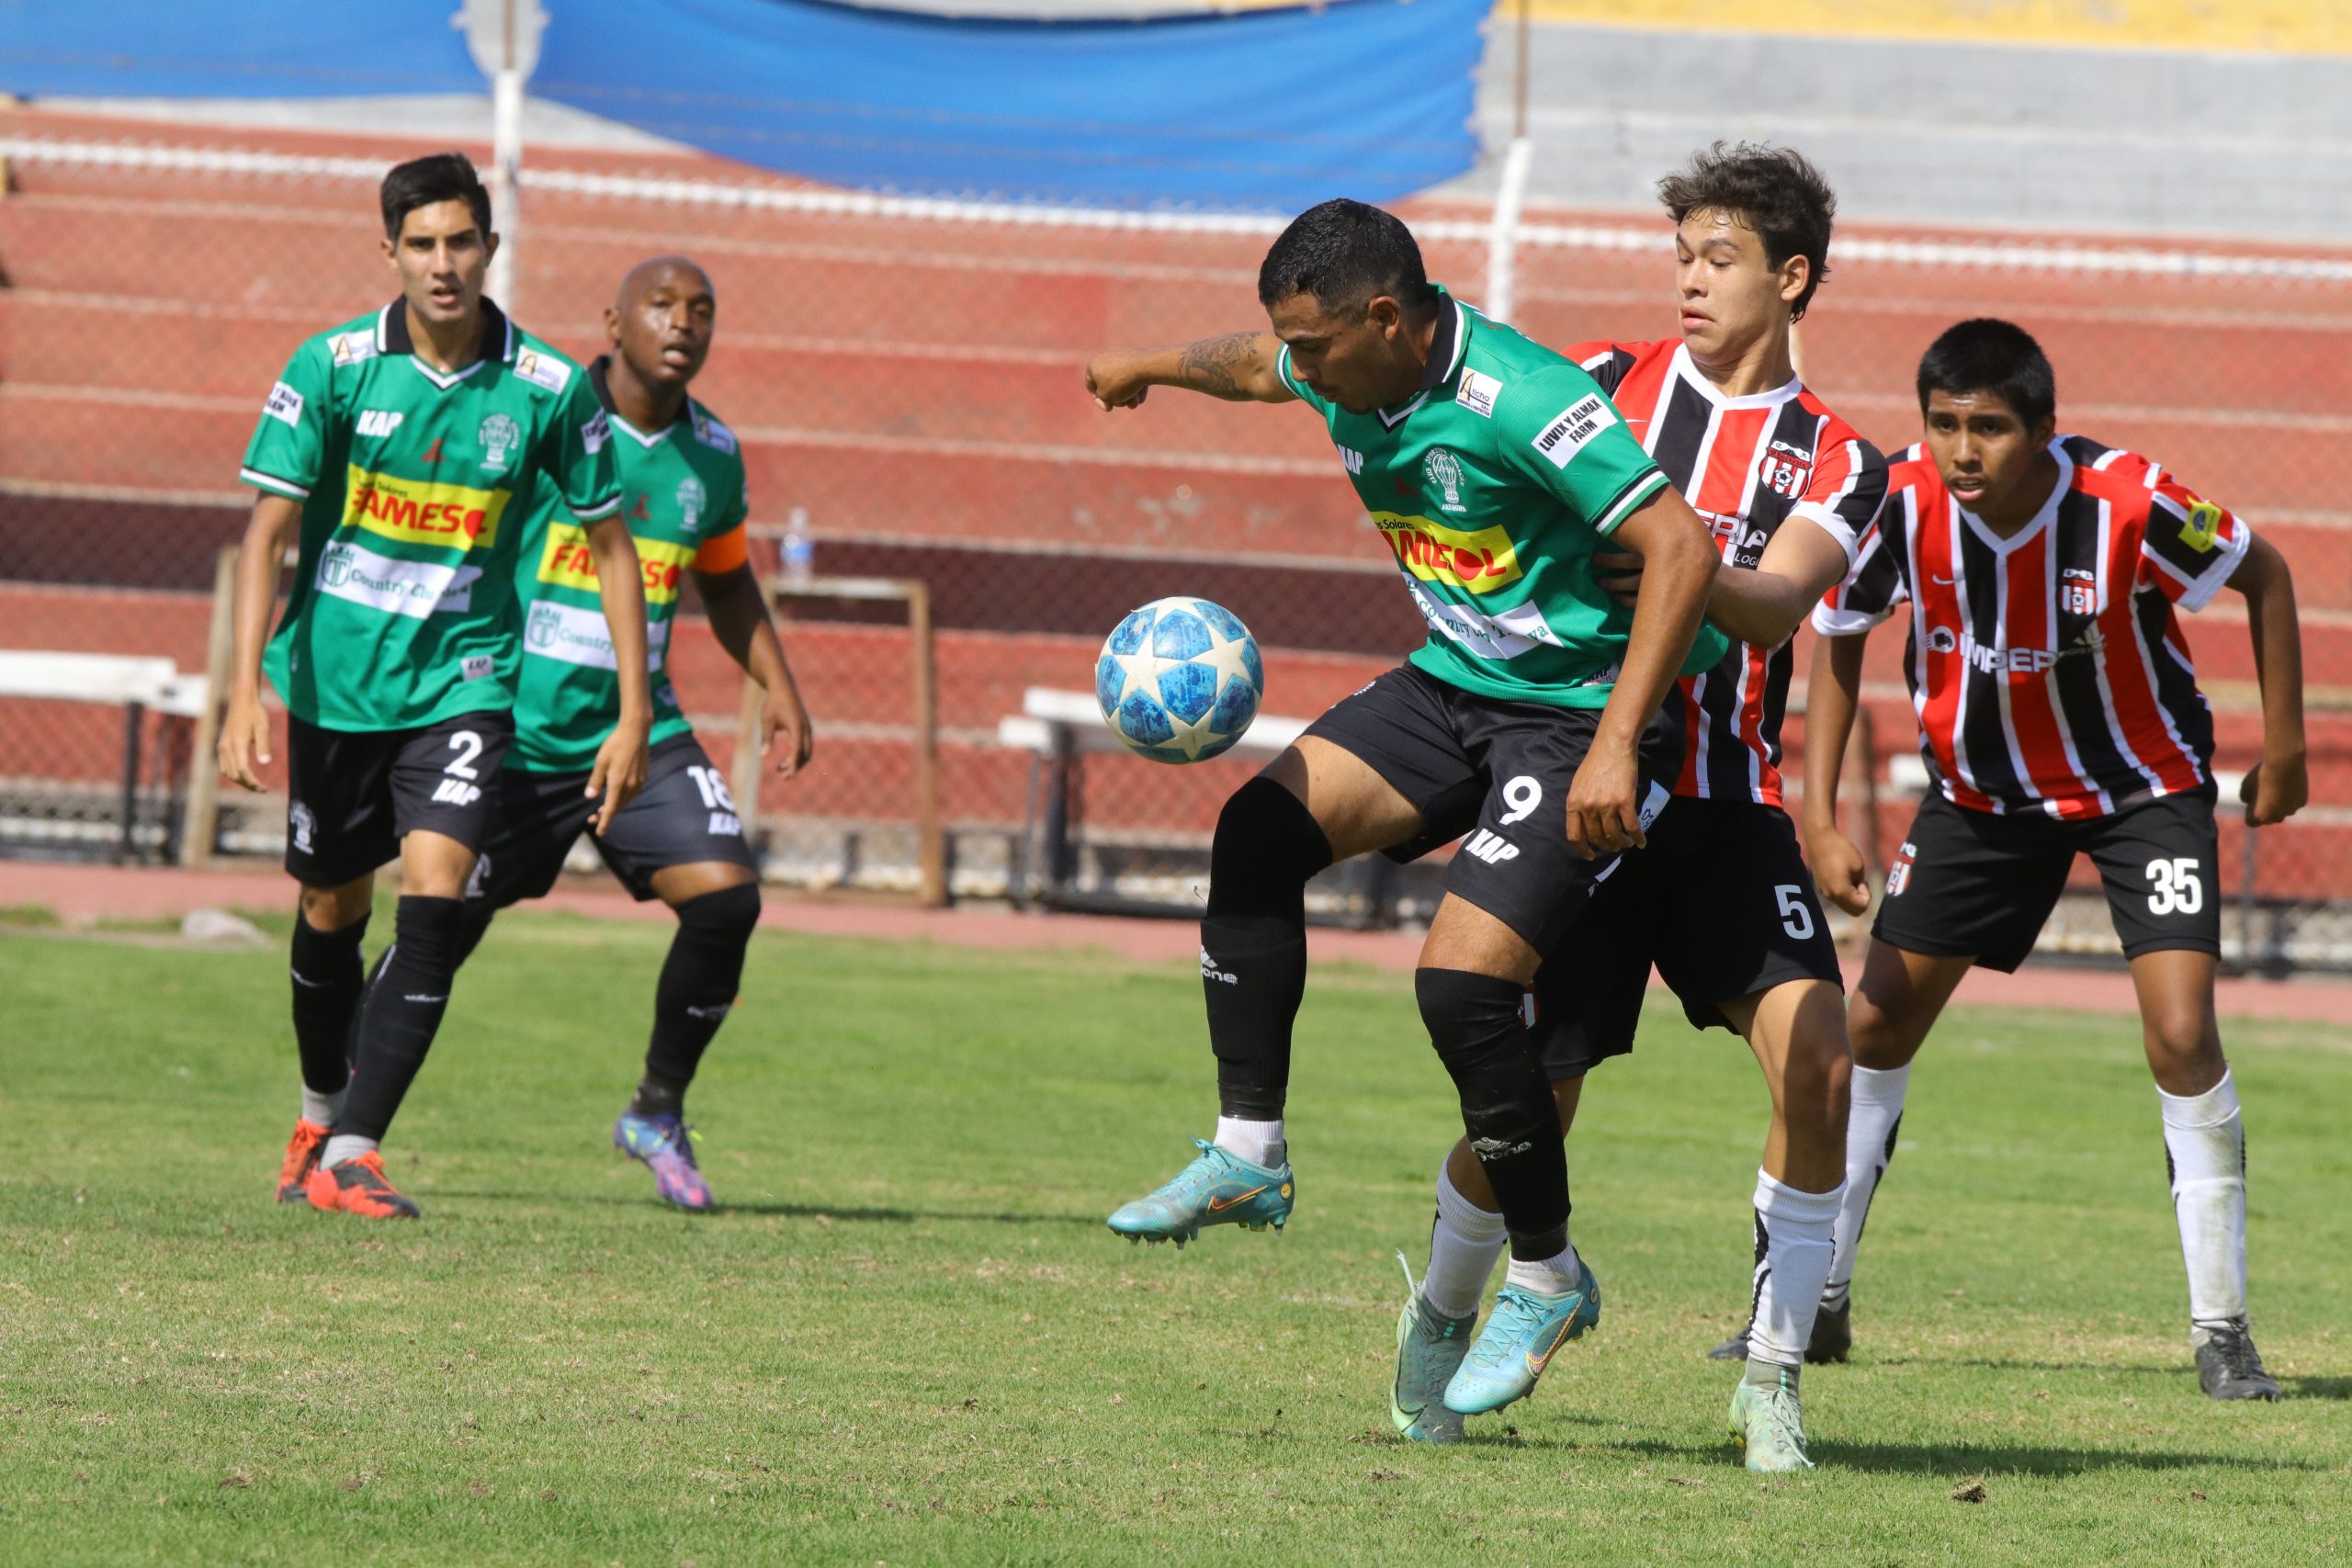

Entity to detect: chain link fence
[4,112,2348,964]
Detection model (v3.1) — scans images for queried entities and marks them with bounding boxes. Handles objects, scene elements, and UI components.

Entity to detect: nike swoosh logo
[1207,1185,1268,1213]
[1931,574,1956,585]
[1521,1319,1575,1378]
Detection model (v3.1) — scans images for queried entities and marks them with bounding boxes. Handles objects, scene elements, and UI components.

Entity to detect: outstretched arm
[1085,331,1297,409]
[2230,533,2307,827]
[1703,517,1853,649]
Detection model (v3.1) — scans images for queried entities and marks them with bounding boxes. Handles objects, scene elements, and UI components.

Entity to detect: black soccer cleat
[2195,1321,2281,1402]
[1807,1296,1852,1363]
[1706,1298,1851,1365]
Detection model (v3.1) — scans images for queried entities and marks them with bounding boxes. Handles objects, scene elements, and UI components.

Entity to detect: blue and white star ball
[1094,597,1263,763]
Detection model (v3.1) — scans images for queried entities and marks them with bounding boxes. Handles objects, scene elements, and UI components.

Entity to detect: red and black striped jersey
[1815,435,2250,819]
[1572,339,1886,807]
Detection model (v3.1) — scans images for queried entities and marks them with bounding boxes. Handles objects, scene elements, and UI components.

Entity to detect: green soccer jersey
[507,359,752,773]
[240,299,622,732]
[1277,287,1728,706]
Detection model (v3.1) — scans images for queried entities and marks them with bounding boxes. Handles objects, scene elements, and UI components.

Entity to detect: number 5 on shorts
[1775,884,1815,941]
[2146,856,2203,916]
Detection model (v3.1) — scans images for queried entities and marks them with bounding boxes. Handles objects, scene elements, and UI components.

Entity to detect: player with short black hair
[450,254,814,1210]
[1797,317,2306,1400]
[1084,197,1726,1419]
[1390,143,1883,1470]
[221,150,650,1220]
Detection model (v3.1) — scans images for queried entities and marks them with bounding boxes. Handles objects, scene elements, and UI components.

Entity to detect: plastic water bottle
[782,506,814,586]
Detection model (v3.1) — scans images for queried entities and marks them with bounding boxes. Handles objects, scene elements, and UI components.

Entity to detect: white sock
[1421,1160,1510,1319]
[1747,1170,1845,1369]
[1503,1241,1582,1297]
[1212,1115,1285,1169]
[300,1085,346,1128]
[1825,1063,1910,1305]
[2159,1069,2248,1330]
[321,1134,379,1169]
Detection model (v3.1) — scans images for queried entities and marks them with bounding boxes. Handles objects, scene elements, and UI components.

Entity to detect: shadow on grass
[2284,1376,2352,1401]
[424,1190,1101,1226]
[1596,1435,2321,1476]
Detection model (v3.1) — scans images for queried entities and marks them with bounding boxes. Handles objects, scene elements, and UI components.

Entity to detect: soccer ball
[1094,597,1264,763]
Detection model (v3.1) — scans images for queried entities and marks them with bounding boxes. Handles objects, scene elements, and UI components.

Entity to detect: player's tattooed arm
[2228,533,2308,827]
[1085,331,1295,408]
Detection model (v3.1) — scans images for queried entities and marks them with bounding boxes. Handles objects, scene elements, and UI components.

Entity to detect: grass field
[2,909,2349,1565]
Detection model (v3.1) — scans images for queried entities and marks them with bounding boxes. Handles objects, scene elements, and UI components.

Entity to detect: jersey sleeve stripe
[240,467,311,500]
[1590,468,1670,536]
[571,492,624,522]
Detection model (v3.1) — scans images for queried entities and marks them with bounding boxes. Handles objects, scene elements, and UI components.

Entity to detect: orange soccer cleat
[276,1119,331,1204]
[304,1150,421,1219]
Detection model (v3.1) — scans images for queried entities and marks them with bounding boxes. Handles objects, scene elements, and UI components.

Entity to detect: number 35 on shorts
[2146,856,2203,916]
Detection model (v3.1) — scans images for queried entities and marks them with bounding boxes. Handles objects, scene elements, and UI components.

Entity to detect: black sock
[628,1072,687,1120]
[289,911,368,1097]
[1202,778,1333,1120]
[338,895,469,1144]
[1416,967,1569,1260]
[641,883,762,1099]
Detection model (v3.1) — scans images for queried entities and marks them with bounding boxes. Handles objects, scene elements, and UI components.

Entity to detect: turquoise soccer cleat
[1728,1367,1815,1472]
[1391,1256,1476,1443]
[1105,1138,1294,1247]
[1441,1257,1600,1416]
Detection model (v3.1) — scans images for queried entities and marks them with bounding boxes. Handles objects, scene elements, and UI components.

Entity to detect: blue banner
[0,2,482,97]
[536,0,1488,211]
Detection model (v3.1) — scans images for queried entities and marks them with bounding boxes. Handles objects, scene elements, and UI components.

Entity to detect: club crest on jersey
[1759,440,1813,500]
[478,413,521,473]
[1422,448,1467,513]
[675,475,707,533]
[1927,626,1959,653]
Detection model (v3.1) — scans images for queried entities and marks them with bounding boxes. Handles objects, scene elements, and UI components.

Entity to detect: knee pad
[675,880,762,942]
[1416,967,1552,1141]
[1207,777,1334,918]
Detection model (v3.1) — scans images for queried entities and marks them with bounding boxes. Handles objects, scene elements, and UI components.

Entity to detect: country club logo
[676,475,707,532]
[478,413,521,473]
[526,601,562,649]
[1423,447,1467,513]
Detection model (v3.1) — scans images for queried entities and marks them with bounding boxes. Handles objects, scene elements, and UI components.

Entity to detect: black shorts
[1303,663,1683,953]
[1871,785,2222,973]
[466,733,757,908]
[1527,795,1843,1078]
[285,709,515,887]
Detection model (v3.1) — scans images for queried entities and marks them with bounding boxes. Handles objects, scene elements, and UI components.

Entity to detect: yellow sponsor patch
[342,466,509,551]
[1372,512,1522,594]
[537,522,697,604]
[2179,501,2224,553]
